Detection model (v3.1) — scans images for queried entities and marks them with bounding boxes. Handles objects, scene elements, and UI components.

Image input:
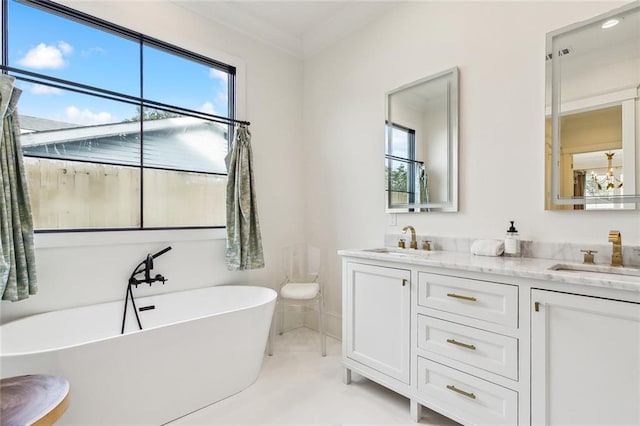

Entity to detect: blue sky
[9,0,229,126]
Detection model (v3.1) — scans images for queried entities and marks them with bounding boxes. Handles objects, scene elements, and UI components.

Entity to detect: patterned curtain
[225,125,264,270]
[0,75,37,301]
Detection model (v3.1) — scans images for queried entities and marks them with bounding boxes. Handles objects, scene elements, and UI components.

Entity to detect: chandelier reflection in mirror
[577,149,625,207]
[591,151,623,191]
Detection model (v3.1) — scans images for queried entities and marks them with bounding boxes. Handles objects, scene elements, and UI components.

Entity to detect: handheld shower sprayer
[152,246,172,259]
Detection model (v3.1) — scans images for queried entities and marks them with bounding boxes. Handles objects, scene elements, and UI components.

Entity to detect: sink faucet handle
[580,249,597,265]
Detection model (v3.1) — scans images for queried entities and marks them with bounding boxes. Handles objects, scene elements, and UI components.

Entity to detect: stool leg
[268,309,275,356]
[278,299,285,335]
[319,295,326,356]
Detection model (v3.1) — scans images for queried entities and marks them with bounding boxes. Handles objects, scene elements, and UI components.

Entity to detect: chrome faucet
[402,225,418,249]
[608,230,623,267]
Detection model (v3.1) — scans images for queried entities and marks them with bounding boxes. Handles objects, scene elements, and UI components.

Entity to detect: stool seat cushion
[280,282,319,300]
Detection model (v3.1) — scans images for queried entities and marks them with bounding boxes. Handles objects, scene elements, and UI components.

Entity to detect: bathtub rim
[0,284,276,358]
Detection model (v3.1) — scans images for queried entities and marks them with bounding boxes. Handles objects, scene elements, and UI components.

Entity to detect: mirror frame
[385,67,459,213]
[547,1,640,208]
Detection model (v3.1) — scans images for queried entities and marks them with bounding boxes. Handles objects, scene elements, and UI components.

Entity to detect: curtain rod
[385,154,424,165]
[0,65,250,127]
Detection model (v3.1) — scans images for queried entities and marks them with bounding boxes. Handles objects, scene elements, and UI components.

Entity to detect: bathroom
[0,0,639,425]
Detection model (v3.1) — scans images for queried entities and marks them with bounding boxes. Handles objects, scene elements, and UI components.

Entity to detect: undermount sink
[549,263,640,278]
[363,248,397,253]
[363,247,430,256]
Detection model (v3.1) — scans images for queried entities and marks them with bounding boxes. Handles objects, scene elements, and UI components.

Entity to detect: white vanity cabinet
[414,272,520,426]
[343,262,411,388]
[340,250,640,426]
[531,289,640,426]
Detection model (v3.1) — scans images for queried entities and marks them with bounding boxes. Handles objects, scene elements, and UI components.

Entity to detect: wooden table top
[1,375,69,426]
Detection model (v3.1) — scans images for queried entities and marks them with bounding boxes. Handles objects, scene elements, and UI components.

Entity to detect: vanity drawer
[417,357,518,426]
[417,315,518,380]
[418,272,518,327]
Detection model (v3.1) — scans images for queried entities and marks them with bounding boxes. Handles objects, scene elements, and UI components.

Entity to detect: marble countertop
[338,248,640,293]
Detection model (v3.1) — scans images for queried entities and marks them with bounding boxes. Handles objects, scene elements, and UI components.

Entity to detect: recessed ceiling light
[601,18,620,29]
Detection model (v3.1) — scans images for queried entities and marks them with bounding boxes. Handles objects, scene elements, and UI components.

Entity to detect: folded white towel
[471,239,504,257]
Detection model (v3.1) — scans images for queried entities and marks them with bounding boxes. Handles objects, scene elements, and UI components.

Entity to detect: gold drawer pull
[446,384,476,400]
[447,293,477,302]
[446,339,476,350]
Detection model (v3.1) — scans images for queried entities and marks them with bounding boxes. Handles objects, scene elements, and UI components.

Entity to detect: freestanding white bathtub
[0,285,276,425]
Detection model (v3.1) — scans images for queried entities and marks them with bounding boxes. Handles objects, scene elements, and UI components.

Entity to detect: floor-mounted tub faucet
[402,225,418,249]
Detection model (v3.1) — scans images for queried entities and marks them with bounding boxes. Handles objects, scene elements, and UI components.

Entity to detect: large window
[3,0,237,231]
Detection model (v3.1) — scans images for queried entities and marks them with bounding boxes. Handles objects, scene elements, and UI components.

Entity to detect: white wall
[1,1,305,324]
[303,1,639,338]
[4,1,639,339]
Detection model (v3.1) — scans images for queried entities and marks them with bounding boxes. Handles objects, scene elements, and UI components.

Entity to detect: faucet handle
[580,249,597,265]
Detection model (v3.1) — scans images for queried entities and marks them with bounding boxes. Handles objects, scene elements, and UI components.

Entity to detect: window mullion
[139,35,144,229]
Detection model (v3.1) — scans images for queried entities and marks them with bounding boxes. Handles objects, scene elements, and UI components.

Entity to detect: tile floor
[169,327,460,426]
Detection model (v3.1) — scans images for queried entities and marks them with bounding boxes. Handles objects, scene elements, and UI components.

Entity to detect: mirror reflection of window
[385,123,417,206]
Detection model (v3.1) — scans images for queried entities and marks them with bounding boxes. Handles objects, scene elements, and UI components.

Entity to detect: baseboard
[304,310,342,341]
[275,303,342,341]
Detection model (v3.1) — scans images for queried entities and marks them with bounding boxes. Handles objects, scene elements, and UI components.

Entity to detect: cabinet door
[345,262,411,384]
[531,289,640,426]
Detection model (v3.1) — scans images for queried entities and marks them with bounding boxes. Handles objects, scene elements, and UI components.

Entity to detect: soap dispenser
[504,221,521,257]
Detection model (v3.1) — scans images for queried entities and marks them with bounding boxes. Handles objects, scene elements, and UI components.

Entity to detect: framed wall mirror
[385,67,459,213]
[545,1,640,210]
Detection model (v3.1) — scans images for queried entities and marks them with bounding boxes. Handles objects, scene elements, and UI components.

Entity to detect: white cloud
[30,84,62,95]
[200,102,216,115]
[65,106,114,125]
[57,41,73,55]
[17,41,73,69]
[209,68,228,83]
